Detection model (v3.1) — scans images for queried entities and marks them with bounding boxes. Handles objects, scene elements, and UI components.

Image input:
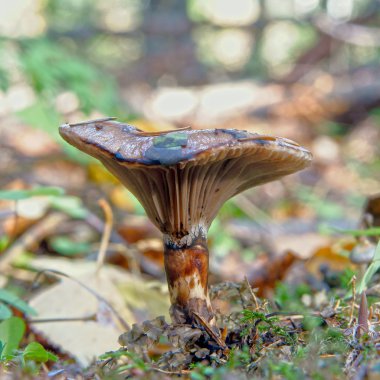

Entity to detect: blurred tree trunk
[136,0,206,85]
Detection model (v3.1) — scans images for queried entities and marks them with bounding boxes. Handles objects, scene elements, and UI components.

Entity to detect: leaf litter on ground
[27,259,170,367]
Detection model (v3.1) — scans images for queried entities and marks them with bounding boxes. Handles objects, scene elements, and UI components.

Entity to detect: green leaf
[329,227,380,237]
[358,241,380,294]
[22,342,58,363]
[0,187,64,201]
[49,236,91,256]
[0,317,25,360]
[49,196,88,218]
[0,289,37,316]
[0,303,13,320]
[0,236,9,251]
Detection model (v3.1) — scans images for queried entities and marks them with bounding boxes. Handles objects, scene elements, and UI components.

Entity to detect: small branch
[96,199,113,276]
[192,311,227,349]
[28,314,97,323]
[151,367,191,376]
[136,126,191,136]
[244,276,259,311]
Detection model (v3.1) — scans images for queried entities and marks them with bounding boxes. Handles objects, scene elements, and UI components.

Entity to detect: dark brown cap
[60,118,312,246]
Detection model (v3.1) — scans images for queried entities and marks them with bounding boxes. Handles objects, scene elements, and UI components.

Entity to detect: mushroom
[59,118,312,330]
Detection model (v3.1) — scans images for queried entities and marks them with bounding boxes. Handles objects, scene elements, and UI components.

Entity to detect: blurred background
[1,0,380,334]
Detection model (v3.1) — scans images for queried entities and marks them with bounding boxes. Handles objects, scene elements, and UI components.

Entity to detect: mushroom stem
[163,235,215,326]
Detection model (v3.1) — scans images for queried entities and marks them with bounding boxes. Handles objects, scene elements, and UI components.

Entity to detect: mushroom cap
[60,119,312,246]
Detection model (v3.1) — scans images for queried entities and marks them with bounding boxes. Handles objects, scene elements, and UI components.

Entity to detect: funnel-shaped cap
[60,119,312,246]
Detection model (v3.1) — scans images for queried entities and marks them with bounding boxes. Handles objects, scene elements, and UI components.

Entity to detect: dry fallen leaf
[305,240,356,278]
[28,258,169,366]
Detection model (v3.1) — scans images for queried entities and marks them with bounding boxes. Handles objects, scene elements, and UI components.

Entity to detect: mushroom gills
[58,119,312,336]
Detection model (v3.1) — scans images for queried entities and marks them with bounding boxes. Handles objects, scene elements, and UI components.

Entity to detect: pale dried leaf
[28,258,169,366]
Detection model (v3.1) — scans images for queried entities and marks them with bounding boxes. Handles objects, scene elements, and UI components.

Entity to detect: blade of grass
[0,289,37,316]
[328,226,380,237]
[357,241,380,294]
[0,187,64,201]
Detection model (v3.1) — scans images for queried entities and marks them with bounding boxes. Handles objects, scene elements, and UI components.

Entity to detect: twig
[28,314,97,323]
[136,126,191,136]
[277,314,305,321]
[369,305,373,321]
[151,367,191,376]
[99,357,113,369]
[251,339,283,367]
[245,276,259,311]
[92,242,141,274]
[41,363,49,374]
[67,117,117,127]
[96,199,113,276]
[192,311,227,349]
[265,311,308,318]
[259,339,283,353]
[85,211,159,278]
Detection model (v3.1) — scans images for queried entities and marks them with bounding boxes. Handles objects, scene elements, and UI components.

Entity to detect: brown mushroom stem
[163,235,215,326]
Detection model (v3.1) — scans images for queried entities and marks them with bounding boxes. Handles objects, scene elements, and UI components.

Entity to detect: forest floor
[1,111,380,379]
